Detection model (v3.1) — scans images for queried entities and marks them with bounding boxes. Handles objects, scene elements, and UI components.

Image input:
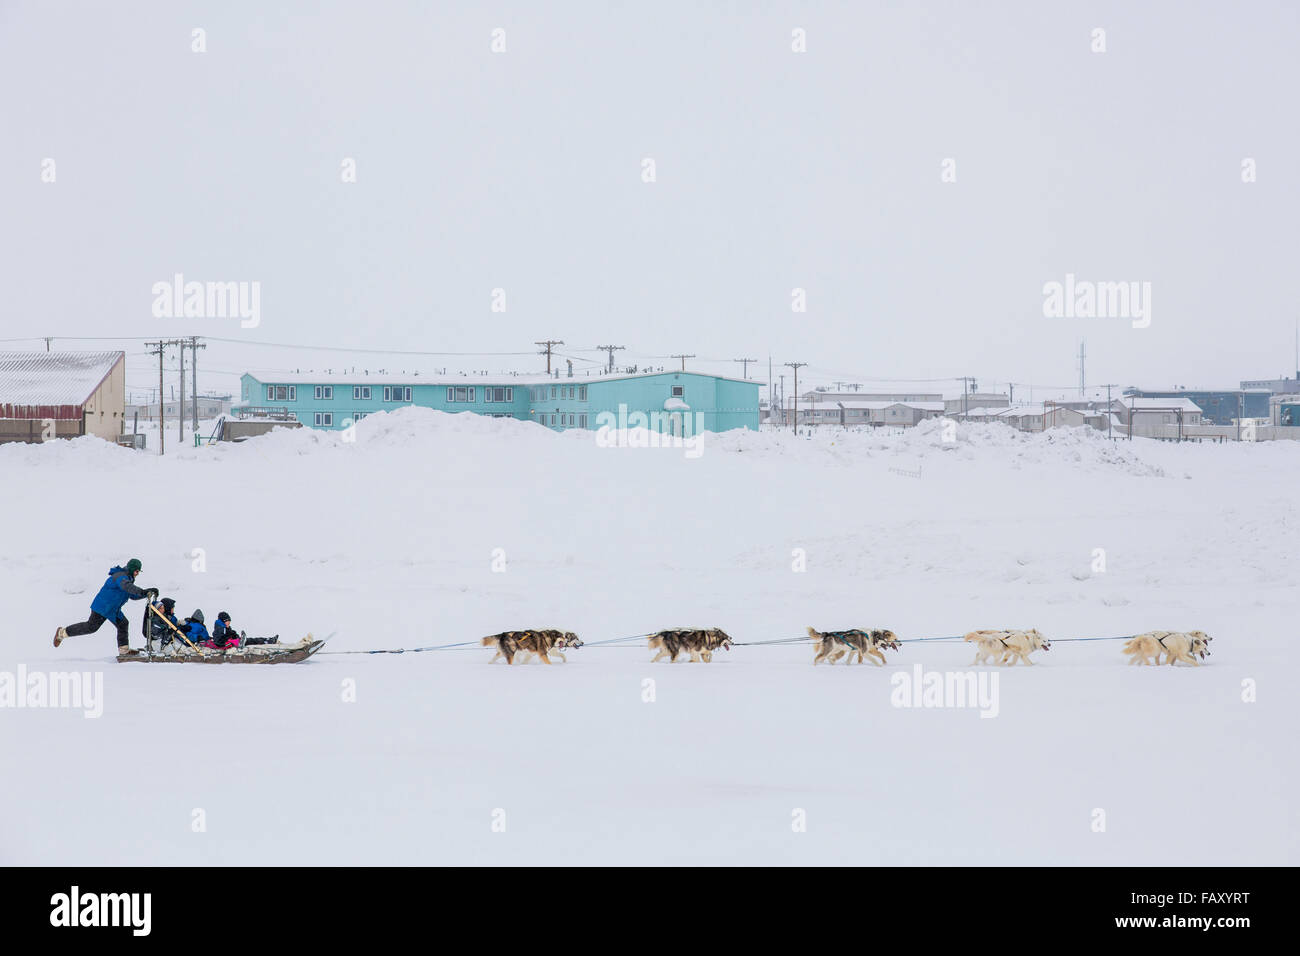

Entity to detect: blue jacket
[90,566,149,619]
[181,619,210,642]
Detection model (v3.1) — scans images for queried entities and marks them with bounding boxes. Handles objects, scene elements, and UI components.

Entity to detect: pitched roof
[0,351,124,407]
[1122,397,1203,413]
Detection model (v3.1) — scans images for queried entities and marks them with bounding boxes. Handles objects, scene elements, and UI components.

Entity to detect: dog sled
[118,635,329,664]
[118,603,329,664]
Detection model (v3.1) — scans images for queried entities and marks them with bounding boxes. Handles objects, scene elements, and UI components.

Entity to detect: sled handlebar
[147,601,204,655]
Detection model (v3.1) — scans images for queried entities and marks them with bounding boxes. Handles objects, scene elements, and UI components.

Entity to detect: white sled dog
[964,628,1051,666]
[1123,630,1212,666]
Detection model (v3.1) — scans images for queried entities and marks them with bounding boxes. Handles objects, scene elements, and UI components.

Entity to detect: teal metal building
[1123,387,1271,425]
[236,370,760,433]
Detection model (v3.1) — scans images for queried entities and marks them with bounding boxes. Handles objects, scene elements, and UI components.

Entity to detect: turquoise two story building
[236,370,760,433]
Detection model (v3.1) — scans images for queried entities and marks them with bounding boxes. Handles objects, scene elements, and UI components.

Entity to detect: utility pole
[188,336,205,436]
[596,344,624,374]
[733,357,756,379]
[1078,340,1086,395]
[535,340,564,375]
[768,356,773,424]
[1106,383,1113,441]
[178,339,185,446]
[148,340,167,455]
[785,362,807,435]
[671,353,695,371]
[778,373,786,426]
[961,376,977,418]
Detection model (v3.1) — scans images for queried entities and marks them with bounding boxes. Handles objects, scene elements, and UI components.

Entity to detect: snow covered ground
[2,410,1296,865]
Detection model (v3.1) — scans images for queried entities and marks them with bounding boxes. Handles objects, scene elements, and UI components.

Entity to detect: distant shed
[0,350,126,443]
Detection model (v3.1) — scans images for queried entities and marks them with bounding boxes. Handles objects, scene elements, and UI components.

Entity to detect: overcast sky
[2,1,1298,399]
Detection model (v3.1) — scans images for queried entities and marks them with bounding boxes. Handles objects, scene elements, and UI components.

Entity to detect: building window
[314,412,333,427]
[449,386,476,403]
[353,386,371,401]
[578,386,586,401]
[353,412,367,421]
[550,414,556,425]
[314,386,333,400]
[484,387,513,403]
[671,385,684,398]
[267,385,296,402]
[579,414,587,428]
[383,386,411,402]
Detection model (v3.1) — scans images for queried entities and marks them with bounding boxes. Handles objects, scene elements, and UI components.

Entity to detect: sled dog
[964,628,1051,666]
[483,629,583,665]
[1122,630,1212,666]
[1121,632,1165,666]
[647,628,733,663]
[807,627,900,665]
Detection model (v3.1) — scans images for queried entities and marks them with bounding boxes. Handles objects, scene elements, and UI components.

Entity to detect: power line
[10,334,539,356]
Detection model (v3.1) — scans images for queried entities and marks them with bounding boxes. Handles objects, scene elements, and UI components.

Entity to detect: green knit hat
[125,558,143,574]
